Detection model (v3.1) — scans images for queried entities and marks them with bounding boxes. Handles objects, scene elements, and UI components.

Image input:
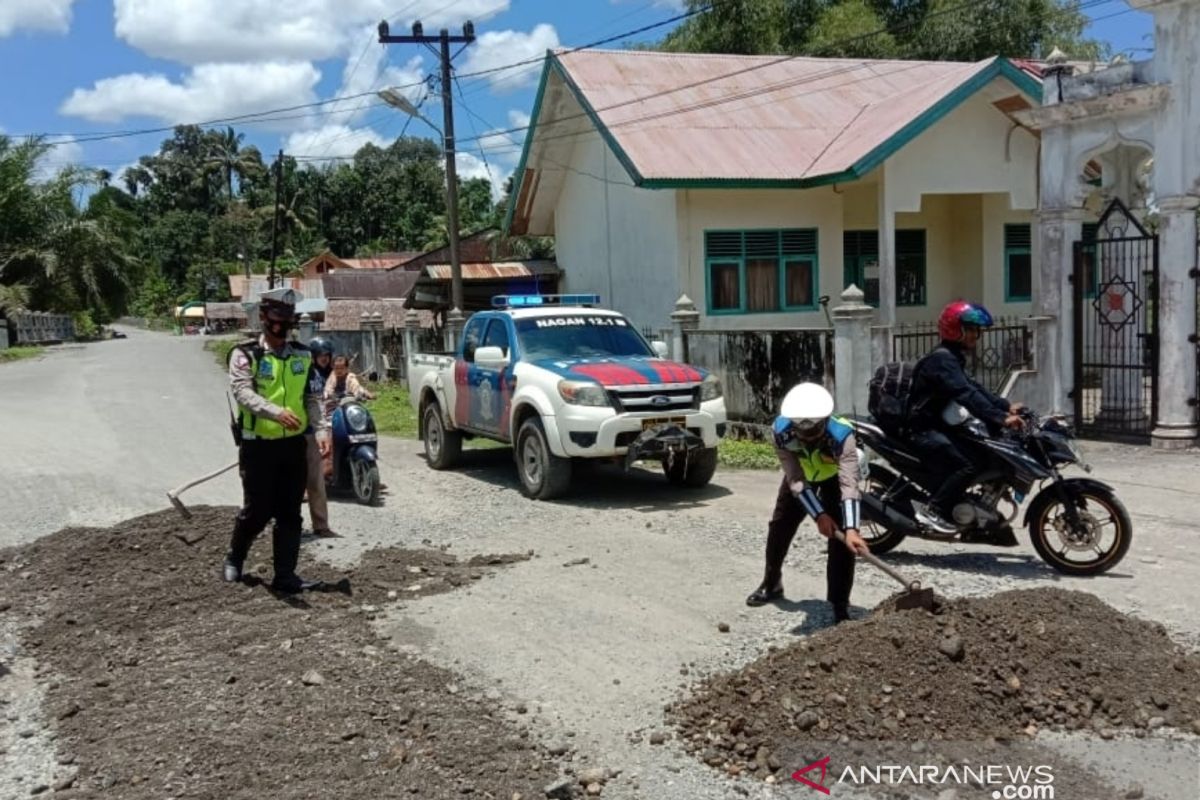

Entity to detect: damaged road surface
[0,507,566,799]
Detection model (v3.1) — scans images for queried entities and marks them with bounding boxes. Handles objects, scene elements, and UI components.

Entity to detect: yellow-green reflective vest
[772,415,853,483]
[240,345,311,440]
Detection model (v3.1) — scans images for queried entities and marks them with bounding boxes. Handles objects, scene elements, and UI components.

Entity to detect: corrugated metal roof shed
[322,270,420,299]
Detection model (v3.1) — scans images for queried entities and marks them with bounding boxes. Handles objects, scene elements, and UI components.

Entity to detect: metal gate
[1072,198,1159,442]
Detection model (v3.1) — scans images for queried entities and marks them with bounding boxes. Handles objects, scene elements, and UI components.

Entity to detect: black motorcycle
[852,410,1132,576]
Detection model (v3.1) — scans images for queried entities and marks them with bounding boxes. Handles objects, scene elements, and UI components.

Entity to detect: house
[297,250,420,279]
[402,260,559,312]
[506,49,1043,331]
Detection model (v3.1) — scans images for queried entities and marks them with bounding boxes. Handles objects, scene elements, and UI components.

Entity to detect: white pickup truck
[408,294,727,499]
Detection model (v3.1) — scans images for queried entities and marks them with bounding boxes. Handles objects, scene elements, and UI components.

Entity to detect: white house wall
[884,90,1040,212]
[552,133,680,330]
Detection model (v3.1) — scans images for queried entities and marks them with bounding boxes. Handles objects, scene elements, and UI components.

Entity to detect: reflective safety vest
[772,415,853,483]
[239,343,311,440]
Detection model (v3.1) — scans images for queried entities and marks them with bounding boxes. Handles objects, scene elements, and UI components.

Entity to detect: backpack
[868,360,919,436]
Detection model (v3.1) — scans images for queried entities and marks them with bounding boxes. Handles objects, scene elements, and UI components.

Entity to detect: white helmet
[781,382,834,437]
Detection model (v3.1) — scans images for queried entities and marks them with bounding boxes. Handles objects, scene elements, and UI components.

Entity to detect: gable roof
[506,49,1041,230]
[322,270,420,299]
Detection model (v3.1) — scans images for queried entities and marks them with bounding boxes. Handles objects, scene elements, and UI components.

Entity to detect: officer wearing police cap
[223,287,329,592]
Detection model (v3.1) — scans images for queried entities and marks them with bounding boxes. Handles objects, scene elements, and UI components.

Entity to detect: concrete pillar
[832,285,875,415]
[1033,207,1085,417]
[297,313,315,345]
[1151,195,1199,448]
[403,308,421,375]
[670,294,700,363]
[445,307,465,353]
[360,311,384,381]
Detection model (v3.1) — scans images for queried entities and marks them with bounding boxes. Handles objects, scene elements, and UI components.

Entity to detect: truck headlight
[558,380,610,407]
[699,373,723,401]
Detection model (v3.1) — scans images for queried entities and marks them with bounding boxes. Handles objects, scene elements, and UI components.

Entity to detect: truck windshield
[515,315,654,360]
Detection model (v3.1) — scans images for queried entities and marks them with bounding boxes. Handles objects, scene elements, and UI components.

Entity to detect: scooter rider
[304,337,337,538]
[223,288,329,592]
[746,382,871,624]
[906,300,1024,540]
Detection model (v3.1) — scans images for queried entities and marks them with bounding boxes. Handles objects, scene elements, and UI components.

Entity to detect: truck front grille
[609,385,699,414]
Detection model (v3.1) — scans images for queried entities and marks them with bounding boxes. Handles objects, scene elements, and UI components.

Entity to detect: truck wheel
[515,417,572,500]
[665,447,718,488]
[423,403,462,470]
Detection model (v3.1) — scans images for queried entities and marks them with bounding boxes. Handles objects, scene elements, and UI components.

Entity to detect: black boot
[271,526,312,593]
[831,603,851,624]
[746,570,784,607]
[222,557,243,583]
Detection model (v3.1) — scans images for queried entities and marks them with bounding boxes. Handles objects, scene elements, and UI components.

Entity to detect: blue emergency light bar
[491,293,601,309]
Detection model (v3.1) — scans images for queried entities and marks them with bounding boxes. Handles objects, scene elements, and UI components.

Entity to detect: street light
[378,84,464,326]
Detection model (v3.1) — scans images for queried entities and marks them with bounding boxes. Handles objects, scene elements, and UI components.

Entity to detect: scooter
[326,395,381,505]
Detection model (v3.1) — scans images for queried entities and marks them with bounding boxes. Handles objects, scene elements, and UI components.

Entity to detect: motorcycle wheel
[351,460,381,506]
[1029,485,1132,576]
[860,463,908,555]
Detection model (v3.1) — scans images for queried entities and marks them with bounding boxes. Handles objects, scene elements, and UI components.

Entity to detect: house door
[843,230,880,305]
[1072,198,1159,442]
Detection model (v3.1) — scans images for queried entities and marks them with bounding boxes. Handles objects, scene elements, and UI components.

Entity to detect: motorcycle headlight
[699,373,723,401]
[345,404,369,432]
[557,380,610,407]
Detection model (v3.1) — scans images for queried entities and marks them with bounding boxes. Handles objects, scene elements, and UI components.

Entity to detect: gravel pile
[669,588,1200,788]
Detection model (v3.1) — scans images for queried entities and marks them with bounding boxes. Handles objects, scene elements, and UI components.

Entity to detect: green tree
[205,127,266,201]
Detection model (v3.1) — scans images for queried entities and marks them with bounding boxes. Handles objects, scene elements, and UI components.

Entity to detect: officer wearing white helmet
[746,382,870,623]
[223,287,329,593]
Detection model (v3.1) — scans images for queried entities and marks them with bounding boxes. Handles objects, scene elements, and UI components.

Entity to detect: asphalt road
[4,329,1200,799]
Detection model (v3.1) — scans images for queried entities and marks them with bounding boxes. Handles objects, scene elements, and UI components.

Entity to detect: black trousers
[909,429,978,517]
[227,436,308,581]
[764,476,855,609]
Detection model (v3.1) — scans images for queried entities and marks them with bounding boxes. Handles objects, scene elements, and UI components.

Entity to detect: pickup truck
[408,294,727,499]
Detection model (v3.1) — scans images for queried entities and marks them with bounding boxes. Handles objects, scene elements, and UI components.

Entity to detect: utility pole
[268,148,284,290]
[379,19,475,329]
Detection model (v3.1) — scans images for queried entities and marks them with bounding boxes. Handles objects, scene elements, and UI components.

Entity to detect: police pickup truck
[407,294,727,499]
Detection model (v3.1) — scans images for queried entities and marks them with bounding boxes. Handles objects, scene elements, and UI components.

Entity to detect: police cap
[259,287,304,309]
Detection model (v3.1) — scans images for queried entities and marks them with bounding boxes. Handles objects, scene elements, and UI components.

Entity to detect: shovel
[833,529,936,612]
[167,460,238,519]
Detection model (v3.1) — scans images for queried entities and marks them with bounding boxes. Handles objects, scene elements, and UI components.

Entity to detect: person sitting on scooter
[304,337,337,538]
[746,382,871,624]
[906,300,1024,541]
[324,355,375,410]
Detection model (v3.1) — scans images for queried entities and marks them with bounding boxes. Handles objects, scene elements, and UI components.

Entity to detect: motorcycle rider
[907,300,1024,541]
[305,337,337,538]
[746,382,871,624]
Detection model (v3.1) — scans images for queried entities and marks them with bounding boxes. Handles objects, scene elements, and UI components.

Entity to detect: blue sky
[0,0,1154,187]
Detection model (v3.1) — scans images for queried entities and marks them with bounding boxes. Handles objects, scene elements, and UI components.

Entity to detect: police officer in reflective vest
[223,288,329,592]
[746,383,870,623]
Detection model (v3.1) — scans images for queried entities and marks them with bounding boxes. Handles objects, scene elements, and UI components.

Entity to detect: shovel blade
[168,493,192,520]
[893,587,936,612]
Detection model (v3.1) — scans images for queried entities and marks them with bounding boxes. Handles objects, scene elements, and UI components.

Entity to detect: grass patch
[0,346,44,364]
[363,382,418,439]
[717,437,778,470]
[204,338,239,368]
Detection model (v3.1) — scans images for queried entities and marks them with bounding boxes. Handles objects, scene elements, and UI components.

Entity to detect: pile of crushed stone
[0,506,568,799]
[669,589,1200,788]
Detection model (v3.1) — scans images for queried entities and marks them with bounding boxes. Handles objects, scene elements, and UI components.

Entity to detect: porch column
[832,285,875,415]
[1151,195,1200,448]
[1033,207,1084,416]
[873,175,896,368]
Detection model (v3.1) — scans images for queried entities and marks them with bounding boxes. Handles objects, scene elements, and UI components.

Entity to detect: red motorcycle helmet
[938,300,994,342]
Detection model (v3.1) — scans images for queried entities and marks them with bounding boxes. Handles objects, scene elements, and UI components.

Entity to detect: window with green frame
[1004,223,1033,302]
[843,230,880,306]
[704,229,819,314]
[1080,222,1099,297]
[895,229,926,306]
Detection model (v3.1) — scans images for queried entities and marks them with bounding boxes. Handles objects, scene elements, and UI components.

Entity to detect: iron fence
[892,318,1032,394]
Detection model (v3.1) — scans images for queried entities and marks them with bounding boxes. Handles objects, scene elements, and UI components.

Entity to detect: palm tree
[95,169,112,188]
[206,127,265,200]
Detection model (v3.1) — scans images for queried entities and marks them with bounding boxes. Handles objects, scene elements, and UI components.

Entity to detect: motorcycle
[852,409,1132,576]
[326,395,382,505]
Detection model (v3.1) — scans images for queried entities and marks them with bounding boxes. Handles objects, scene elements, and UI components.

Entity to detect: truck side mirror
[474,345,510,368]
[651,340,669,358]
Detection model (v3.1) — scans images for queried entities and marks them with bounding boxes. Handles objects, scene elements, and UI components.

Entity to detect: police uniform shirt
[230,336,327,434]
[773,416,861,527]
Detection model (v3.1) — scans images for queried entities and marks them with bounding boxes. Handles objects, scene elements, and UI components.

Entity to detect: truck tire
[423,402,462,470]
[515,416,572,500]
[665,446,718,488]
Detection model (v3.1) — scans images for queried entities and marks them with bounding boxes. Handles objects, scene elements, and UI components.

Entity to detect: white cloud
[456,152,506,201]
[460,24,559,92]
[59,62,321,127]
[323,27,426,128]
[0,0,75,37]
[113,0,510,65]
[611,0,684,7]
[476,109,531,164]
[33,139,84,181]
[283,124,389,164]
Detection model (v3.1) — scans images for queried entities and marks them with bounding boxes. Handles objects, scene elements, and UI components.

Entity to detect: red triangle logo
[792,755,832,794]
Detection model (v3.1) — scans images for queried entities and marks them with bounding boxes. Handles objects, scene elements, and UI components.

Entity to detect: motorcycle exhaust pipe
[861,493,921,535]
